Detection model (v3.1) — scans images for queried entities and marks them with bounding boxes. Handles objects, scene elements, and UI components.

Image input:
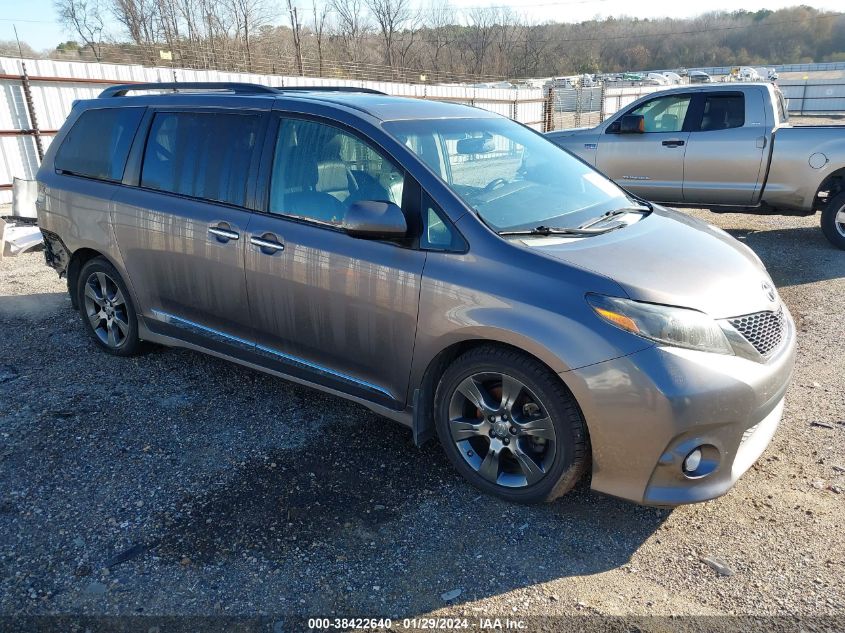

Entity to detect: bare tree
[311,0,329,76]
[421,0,453,72]
[55,0,106,60]
[365,0,414,69]
[111,0,160,58]
[286,0,304,75]
[463,7,495,75]
[228,0,269,70]
[330,0,370,64]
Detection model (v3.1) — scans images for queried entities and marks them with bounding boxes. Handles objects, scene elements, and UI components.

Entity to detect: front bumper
[564,307,796,506]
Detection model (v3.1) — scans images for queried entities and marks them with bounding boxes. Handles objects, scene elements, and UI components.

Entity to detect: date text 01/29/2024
[306,617,527,629]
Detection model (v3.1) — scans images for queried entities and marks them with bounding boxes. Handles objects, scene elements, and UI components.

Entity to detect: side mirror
[619,114,645,134]
[342,200,407,239]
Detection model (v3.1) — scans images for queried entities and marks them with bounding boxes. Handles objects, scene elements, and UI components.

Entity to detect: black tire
[76,257,143,356]
[820,191,845,251]
[434,345,589,504]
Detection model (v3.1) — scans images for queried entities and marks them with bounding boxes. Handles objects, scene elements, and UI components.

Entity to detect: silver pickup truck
[547,83,845,249]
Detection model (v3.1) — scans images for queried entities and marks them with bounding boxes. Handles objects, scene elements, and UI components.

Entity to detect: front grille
[729,309,785,357]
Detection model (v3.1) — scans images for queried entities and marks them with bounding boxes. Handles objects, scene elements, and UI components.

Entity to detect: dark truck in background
[547,82,845,249]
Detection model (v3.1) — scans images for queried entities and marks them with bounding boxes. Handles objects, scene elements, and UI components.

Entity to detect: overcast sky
[2,0,843,51]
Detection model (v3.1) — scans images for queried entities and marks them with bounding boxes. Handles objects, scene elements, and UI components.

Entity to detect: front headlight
[586,294,733,355]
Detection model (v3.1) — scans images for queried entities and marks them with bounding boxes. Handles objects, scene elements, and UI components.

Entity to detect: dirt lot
[0,209,843,629]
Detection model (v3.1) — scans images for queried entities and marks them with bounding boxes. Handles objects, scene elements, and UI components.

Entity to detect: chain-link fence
[543,84,664,132]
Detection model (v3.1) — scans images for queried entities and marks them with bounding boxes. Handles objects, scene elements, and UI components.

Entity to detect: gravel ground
[0,209,843,628]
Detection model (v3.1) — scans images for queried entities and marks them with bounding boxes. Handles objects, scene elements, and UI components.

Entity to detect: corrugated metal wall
[0,56,545,203]
[779,80,845,115]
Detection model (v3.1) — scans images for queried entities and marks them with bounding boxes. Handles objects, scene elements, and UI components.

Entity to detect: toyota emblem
[762,281,776,302]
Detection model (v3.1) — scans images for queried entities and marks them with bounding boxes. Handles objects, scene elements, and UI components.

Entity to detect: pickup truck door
[682,90,769,205]
[595,93,693,203]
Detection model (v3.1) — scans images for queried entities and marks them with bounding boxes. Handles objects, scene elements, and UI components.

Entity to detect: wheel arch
[67,247,110,309]
[411,337,583,447]
[814,166,845,210]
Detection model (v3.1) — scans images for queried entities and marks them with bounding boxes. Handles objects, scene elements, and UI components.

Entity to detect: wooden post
[543,86,554,132]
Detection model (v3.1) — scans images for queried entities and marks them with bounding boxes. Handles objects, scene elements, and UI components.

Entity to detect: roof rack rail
[99,82,387,98]
[274,86,387,95]
[99,82,281,98]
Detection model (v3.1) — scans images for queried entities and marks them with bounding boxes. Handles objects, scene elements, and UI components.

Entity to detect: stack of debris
[0,178,42,259]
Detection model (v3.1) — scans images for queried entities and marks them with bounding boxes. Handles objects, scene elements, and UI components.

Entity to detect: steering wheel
[483,178,508,192]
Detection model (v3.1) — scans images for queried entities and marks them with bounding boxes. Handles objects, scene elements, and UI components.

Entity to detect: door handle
[250,235,285,253]
[661,140,685,147]
[208,226,239,241]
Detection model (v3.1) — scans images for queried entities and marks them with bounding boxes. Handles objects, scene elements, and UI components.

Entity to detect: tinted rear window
[55,107,144,181]
[140,112,260,207]
[699,94,745,131]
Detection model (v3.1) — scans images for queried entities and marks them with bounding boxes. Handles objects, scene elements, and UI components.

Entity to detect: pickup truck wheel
[77,257,143,357]
[433,346,589,504]
[820,192,845,250]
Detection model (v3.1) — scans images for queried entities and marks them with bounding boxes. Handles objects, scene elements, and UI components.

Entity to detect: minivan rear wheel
[434,346,588,503]
[77,257,142,356]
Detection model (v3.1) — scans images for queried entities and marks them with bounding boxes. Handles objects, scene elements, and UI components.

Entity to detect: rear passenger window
[55,107,143,181]
[699,95,745,131]
[141,112,260,207]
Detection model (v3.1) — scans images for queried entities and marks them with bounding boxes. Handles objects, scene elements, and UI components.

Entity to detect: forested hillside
[3,4,844,80]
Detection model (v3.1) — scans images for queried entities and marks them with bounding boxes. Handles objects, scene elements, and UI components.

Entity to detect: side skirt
[142,310,412,426]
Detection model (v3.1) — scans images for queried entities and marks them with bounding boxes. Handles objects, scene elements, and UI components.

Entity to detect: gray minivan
[36,82,796,506]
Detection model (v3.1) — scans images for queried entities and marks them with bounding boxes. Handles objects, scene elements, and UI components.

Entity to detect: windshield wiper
[499,224,620,237]
[578,206,650,229]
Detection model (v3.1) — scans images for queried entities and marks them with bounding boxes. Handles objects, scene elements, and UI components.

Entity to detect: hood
[545,127,594,139]
[517,207,778,319]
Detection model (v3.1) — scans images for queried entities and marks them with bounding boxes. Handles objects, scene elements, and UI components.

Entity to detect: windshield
[383,117,643,232]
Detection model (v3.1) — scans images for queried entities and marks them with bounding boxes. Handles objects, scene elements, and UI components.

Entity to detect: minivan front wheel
[434,346,588,503]
[77,258,142,356]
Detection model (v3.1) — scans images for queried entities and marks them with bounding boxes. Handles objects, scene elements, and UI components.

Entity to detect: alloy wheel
[83,271,130,348]
[447,372,557,488]
[836,203,845,238]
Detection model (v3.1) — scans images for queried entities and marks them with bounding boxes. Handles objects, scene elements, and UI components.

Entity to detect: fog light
[683,448,703,473]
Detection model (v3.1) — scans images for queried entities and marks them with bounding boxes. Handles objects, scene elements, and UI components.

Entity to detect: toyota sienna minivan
[36,82,796,506]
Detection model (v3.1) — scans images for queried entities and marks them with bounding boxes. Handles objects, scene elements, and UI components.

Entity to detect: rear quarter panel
[36,106,135,306]
[762,126,845,211]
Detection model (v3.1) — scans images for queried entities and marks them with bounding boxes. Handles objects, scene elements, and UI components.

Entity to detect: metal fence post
[599,83,606,122]
[543,86,553,132]
[800,80,807,116]
[574,86,581,128]
[19,61,44,162]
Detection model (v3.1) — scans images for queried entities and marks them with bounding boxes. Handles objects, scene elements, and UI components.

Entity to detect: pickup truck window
[699,94,745,131]
[629,95,691,133]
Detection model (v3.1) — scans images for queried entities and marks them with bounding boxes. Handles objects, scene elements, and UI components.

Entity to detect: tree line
[4,3,845,81]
